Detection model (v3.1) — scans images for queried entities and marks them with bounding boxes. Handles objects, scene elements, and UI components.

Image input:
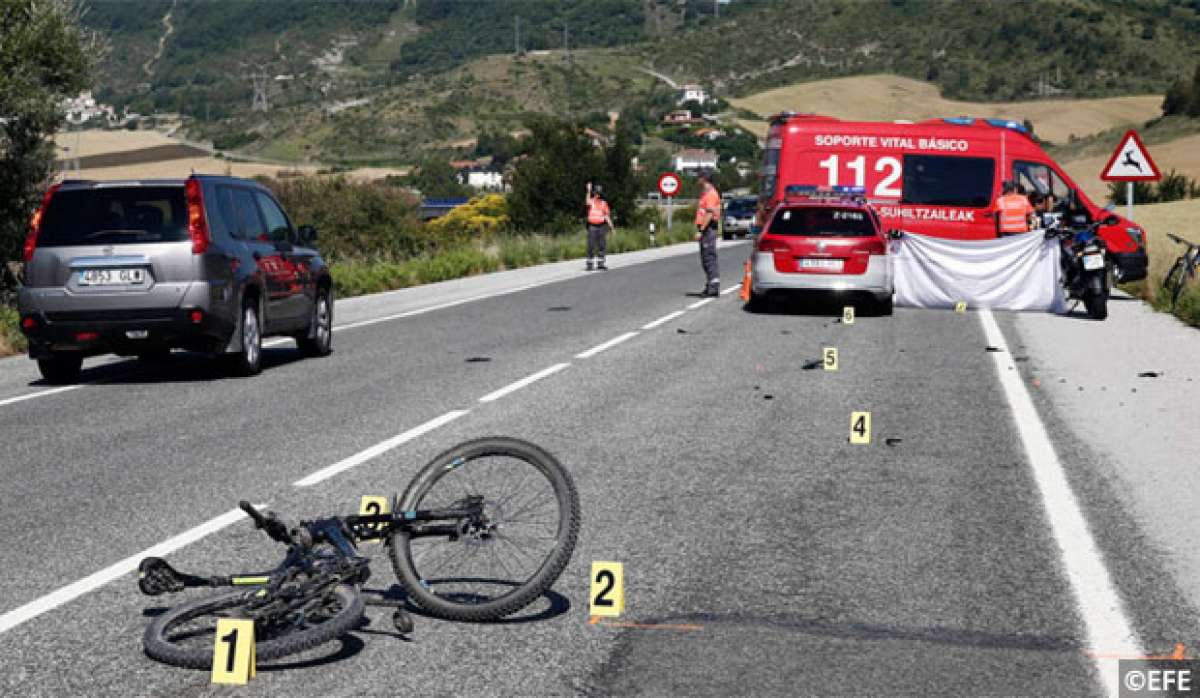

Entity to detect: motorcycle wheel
[1084,274,1108,320]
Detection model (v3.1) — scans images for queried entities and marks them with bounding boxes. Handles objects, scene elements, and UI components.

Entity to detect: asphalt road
[0,240,1196,697]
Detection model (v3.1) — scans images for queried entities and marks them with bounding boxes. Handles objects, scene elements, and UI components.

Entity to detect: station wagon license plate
[799,258,844,272]
[79,268,145,286]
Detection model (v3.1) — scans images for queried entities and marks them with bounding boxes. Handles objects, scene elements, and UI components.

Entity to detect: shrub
[0,304,26,355]
[1155,170,1192,203]
[260,176,425,263]
[426,194,510,240]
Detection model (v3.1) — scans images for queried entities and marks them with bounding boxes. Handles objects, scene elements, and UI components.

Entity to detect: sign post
[1099,129,1161,222]
[658,172,681,233]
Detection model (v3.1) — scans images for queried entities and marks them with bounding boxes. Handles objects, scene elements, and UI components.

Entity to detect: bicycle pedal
[392,608,414,634]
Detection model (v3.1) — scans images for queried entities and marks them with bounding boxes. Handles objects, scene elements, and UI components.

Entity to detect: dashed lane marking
[293,410,469,486]
[478,363,571,403]
[0,505,267,636]
[575,332,639,359]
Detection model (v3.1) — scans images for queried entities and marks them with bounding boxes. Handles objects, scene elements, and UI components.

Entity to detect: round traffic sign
[657,173,681,197]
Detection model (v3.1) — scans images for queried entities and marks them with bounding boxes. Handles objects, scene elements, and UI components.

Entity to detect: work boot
[597,262,608,271]
[702,285,719,297]
[585,261,594,271]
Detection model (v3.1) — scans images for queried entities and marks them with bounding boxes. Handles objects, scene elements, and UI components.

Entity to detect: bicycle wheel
[388,437,580,622]
[1164,257,1187,307]
[143,584,363,668]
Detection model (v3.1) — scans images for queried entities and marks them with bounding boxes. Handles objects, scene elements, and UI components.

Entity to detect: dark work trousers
[698,223,719,290]
[587,224,608,263]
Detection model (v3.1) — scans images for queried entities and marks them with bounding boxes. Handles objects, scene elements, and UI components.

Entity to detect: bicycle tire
[1164,257,1187,307]
[388,437,580,622]
[143,584,363,669]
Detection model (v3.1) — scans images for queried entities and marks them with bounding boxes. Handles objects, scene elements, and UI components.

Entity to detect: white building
[677,84,709,105]
[458,168,505,191]
[674,148,719,173]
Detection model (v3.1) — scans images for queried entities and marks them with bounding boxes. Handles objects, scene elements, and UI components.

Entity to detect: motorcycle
[1044,212,1121,321]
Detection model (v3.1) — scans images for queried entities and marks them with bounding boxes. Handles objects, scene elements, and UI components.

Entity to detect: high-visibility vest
[997,193,1034,233]
[696,189,720,226]
[587,198,609,225]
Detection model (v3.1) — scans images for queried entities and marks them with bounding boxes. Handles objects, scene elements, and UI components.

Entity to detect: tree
[1162,77,1191,116]
[1189,65,1200,118]
[0,0,96,278]
[600,116,638,226]
[508,117,601,233]
[405,157,471,199]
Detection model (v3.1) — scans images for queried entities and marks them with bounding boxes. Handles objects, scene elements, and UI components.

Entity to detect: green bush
[0,305,27,355]
[260,176,426,263]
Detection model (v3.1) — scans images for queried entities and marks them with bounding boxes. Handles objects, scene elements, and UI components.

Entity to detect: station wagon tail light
[185,178,210,254]
[23,183,61,262]
[757,236,790,253]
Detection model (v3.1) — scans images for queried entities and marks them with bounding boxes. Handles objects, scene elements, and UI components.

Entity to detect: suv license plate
[799,258,844,272]
[79,268,145,286]
[1081,253,1105,271]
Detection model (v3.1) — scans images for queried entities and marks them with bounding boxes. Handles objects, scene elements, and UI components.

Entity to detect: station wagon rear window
[768,207,876,237]
[902,155,994,207]
[37,187,189,246]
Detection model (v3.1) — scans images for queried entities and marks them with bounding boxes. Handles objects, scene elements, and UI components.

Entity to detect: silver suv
[19,175,333,383]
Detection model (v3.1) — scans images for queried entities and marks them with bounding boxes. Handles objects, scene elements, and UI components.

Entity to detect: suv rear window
[726,199,756,215]
[38,186,188,246]
[767,207,876,237]
[902,155,994,207]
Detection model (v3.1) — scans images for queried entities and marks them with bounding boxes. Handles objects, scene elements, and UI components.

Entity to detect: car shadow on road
[35,348,311,386]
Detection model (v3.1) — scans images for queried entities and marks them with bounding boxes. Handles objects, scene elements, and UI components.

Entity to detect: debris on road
[548,306,571,312]
[801,359,822,370]
[1137,371,1161,378]
[985,346,1003,353]
[465,357,492,363]
[885,438,902,446]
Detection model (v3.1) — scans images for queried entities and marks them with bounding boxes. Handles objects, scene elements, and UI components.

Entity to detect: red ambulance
[758,113,1148,282]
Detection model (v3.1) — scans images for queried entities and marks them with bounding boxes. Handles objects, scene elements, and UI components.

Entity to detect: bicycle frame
[138,498,486,596]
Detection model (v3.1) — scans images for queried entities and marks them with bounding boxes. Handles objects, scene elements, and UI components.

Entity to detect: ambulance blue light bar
[784,185,866,200]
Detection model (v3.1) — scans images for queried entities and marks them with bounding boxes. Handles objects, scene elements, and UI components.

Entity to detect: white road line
[642,310,686,330]
[293,410,468,487]
[575,332,639,359]
[979,310,1140,698]
[720,283,742,296]
[0,505,265,636]
[687,298,713,309]
[0,384,83,408]
[478,363,570,403]
[332,282,545,334]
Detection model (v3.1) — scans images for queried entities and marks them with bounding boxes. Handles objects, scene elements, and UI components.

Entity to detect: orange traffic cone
[738,260,752,301]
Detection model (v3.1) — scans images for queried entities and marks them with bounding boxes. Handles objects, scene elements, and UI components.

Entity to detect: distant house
[662,110,698,125]
[677,84,708,105]
[674,149,719,173]
[456,167,505,191]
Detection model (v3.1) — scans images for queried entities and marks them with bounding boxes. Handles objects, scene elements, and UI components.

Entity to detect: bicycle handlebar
[1166,233,1199,247]
[238,500,294,545]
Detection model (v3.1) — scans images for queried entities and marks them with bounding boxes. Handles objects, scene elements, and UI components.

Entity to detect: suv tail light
[23,183,62,262]
[757,236,790,253]
[185,178,210,254]
[861,239,886,255]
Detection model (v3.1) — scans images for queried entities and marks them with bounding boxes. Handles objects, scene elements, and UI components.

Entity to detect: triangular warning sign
[1100,130,1161,181]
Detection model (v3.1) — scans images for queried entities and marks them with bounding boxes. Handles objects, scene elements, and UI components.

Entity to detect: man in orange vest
[585,182,613,271]
[996,180,1036,237]
[695,172,721,296]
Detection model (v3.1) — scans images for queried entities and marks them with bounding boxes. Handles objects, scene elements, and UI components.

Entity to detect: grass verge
[331,225,698,298]
[0,305,27,357]
[1119,198,1200,328]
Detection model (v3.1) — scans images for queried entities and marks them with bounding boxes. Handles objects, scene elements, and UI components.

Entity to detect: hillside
[729,74,1162,144]
[645,0,1200,101]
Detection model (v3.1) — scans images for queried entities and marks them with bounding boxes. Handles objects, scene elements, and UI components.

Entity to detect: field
[730,74,1161,145]
[1060,132,1200,204]
[53,129,407,182]
[1129,198,1200,291]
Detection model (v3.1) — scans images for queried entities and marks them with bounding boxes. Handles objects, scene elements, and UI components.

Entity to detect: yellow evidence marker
[589,561,625,618]
[955,301,967,313]
[842,306,855,324]
[823,347,839,371]
[358,495,391,544]
[850,411,872,445]
[211,618,256,685]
